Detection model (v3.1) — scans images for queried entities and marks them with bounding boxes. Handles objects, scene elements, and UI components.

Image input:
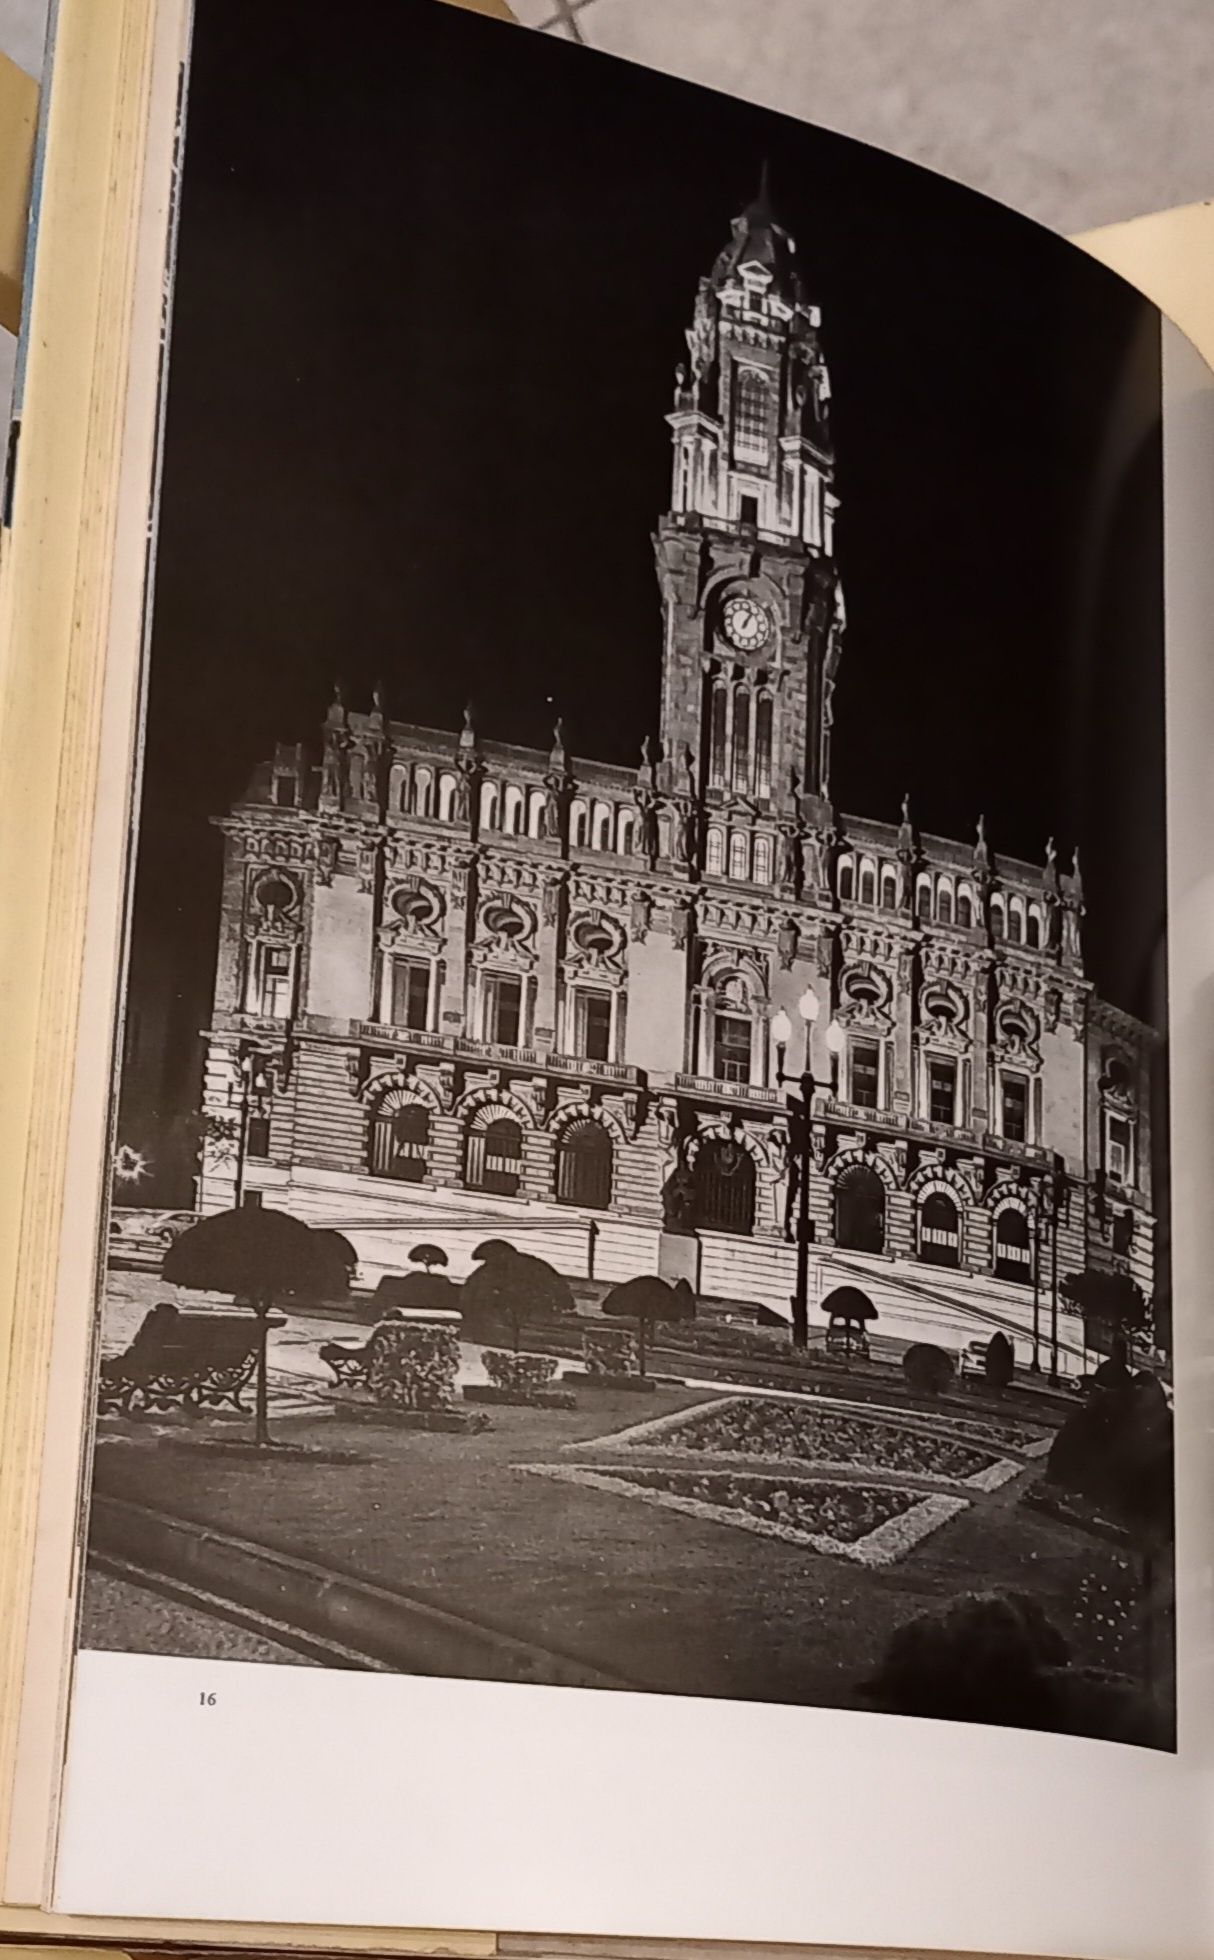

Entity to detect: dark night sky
[126,0,1167,1136]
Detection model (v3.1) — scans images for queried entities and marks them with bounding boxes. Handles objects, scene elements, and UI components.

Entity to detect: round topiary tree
[902,1342,955,1398]
[461,1241,574,1351]
[601,1273,695,1377]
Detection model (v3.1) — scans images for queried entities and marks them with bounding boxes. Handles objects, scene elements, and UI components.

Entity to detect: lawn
[89,1380,1142,1719]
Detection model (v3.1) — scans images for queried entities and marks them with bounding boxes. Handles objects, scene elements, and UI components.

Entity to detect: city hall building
[196,187,1158,1366]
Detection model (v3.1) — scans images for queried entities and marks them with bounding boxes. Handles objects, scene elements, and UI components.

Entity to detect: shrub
[366,1319,460,1412]
[1047,1373,1173,1543]
[902,1343,955,1397]
[583,1325,638,1377]
[482,1350,559,1394]
[862,1589,1070,1729]
[984,1331,1014,1391]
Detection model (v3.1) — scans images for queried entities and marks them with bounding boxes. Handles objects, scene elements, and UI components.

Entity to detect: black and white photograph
[81,0,1175,1749]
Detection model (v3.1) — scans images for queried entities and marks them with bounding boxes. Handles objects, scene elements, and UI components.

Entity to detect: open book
[2,2,1213,1956]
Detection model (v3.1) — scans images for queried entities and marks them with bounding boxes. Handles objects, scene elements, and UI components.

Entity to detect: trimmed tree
[601,1274,696,1378]
[1060,1269,1151,1357]
[163,1206,350,1445]
[821,1284,878,1360]
[409,1243,448,1273]
[902,1342,955,1398]
[984,1331,1015,1392]
[462,1241,575,1351]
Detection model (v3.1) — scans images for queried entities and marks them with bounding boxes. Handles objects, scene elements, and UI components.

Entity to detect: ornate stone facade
[197,186,1157,1368]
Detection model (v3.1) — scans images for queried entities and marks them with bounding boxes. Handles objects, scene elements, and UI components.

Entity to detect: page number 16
[199,1691,217,1706]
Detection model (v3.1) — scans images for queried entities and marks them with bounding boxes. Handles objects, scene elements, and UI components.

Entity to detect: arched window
[880,866,899,910]
[570,799,588,848]
[705,827,725,877]
[526,789,546,839]
[411,766,433,818]
[834,1164,886,1254]
[753,835,772,885]
[709,684,728,789]
[936,880,953,926]
[617,809,637,856]
[837,854,855,902]
[1027,904,1043,949]
[754,693,773,799]
[592,801,613,852]
[437,772,457,822]
[733,366,771,465]
[1008,896,1025,944]
[858,858,877,907]
[731,687,751,793]
[503,785,524,835]
[916,873,932,918]
[919,1190,960,1268]
[994,1205,1032,1284]
[479,781,499,832]
[957,884,974,929]
[555,1121,613,1210]
[990,894,1006,938]
[465,1114,523,1197]
[728,831,749,881]
[389,763,409,813]
[695,1135,756,1236]
[369,1093,431,1184]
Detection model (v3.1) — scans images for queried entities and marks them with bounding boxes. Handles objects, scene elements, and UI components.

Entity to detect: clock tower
[654,176,845,816]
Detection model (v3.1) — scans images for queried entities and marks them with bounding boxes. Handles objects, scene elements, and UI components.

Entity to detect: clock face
[722,593,771,653]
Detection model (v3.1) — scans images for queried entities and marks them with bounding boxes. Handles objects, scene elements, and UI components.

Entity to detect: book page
[28,1,1214,1952]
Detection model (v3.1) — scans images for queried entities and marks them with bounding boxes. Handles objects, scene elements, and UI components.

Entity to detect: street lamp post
[771,985,845,1349]
[1030,1198,1042,1374]
[230,1048,270,1210]
[1036,1150,1068,1387]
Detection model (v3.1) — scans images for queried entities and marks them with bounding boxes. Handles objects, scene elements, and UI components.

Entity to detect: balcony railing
[352,1020,452,1051]
[455,1036,541,1068]
[675,1072,782,1106]
[549,1053,640,1085]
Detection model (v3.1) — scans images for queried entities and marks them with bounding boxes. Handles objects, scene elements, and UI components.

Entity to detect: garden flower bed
[519,1460,969,1566]
[616,1396,1005,1485]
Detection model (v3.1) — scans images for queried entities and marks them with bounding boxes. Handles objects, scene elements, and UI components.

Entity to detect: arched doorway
[555,1120,613,1209]
[695,1135,756,1235]
[834,1163,886,1253]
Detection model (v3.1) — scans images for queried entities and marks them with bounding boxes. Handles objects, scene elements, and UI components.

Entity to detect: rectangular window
[484,973,523,1048]
[273,775,295,807]
[738,493,759,527]
[1001,1073,1029,1144]
[573,989,612,1063]
[733,368,771,466]
[850,1039,880,1110]
[246,1114,271,1158]
[258,945,294,1020]
[1106,1115,1133,1185]
[713,1011,752,1084]
[390,957,430,1032]
[927,1056,957,1127]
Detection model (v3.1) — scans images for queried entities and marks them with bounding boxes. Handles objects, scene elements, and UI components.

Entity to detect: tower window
[850,1039,880,1110]
[738,494,759,527]
[709,685,728,788]
[1001,1073,1029,1144]
[728,832,749,881]
[927,1056,957,1127]
[706,827,725,877]
[572,988,612,1063]
[390,957,431,1032]
[483,973,523,1048]
[753,836,772,884]
[731,688,751,792]
[754,693,773,799]
[734,367,771,466]
[1106,1115,1133,1185]
[713,1012,752,1084]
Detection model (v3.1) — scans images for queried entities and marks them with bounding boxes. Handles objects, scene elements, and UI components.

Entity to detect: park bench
[98,1304,284,1416]
[319,1311,405,1386]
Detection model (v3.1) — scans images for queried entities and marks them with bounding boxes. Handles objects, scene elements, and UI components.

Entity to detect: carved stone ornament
[629,889,653,943]
[246,869,302,944]
[380,878,445,950]
[474,893,538,967]
[565,908,627,981]
[312,833,339,887]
